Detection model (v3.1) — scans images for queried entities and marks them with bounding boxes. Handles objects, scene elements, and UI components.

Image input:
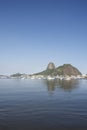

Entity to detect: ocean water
[0,79,87,130]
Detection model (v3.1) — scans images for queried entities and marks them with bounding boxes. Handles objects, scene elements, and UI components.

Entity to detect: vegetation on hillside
[35,64,82,76]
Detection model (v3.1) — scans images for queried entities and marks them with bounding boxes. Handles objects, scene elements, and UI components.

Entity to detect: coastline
[0,74,87,80]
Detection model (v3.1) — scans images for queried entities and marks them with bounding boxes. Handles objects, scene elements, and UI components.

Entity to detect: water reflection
[46,79,56,92]
[45,79,79,93]
[58,79,79,91]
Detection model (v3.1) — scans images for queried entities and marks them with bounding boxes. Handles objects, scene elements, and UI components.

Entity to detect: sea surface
[0,79,87,130]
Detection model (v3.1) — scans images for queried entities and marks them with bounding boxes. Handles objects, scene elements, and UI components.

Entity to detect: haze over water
[0,79,87,130]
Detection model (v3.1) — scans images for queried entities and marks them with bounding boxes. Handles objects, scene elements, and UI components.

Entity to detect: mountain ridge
[35,63,82,76]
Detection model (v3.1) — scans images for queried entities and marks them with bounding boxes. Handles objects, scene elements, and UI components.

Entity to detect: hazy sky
[0,0,87,75]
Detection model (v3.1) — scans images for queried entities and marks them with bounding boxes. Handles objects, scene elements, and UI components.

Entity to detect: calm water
[0,79,87,130]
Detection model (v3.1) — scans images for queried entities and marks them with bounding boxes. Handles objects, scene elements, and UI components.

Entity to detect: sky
[0,0,87,75]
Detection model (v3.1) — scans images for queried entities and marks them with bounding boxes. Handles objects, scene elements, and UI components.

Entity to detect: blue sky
[0,0,87,75]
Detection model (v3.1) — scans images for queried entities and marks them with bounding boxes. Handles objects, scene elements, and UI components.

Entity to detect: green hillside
[35,64,82,76]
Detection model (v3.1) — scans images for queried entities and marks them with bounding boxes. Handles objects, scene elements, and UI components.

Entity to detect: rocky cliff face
[56,64,82,76]
[47,62,55,70]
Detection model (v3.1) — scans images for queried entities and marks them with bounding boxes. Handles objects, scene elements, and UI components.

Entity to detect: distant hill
[47,62,55,70]
[10,73,22,77]
[35,63,82,76]
[56,64,82,76]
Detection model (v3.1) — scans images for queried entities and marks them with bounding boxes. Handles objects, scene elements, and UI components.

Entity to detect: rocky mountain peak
[47,62,55,70]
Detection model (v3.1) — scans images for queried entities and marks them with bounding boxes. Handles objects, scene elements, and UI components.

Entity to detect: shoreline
[0,75,87,80]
